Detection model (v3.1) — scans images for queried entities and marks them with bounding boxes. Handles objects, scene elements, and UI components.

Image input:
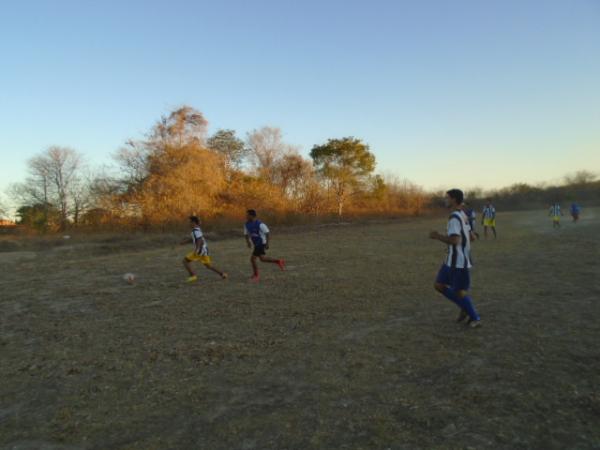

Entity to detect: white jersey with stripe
[482,205,496,219]
[191,226,208,256]
[445,210,472,269]
[549,204,561,216]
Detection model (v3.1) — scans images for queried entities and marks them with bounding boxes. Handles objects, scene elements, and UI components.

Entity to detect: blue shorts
[436,264,471,291]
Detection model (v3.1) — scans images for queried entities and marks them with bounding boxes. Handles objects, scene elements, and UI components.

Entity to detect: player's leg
[202,258,228,279]
[258,254,285,270]
[183,257,195,276]
[454,270,480,327]
[183,256,198,282]
[491,226,497,238]
[434,265,466,318]
[483,225,488,238]
[456,290,480,324]
[250,254,260,281]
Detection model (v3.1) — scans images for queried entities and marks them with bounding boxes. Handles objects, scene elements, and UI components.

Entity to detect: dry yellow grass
[1,209,599,449]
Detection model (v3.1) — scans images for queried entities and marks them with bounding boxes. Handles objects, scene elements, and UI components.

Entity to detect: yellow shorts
[552,216,560,222]
[185,252,212,265]
[483,218,496,227]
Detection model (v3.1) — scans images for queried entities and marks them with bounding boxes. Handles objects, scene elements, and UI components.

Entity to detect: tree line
[4,105,598,232]
[7,106,428,232]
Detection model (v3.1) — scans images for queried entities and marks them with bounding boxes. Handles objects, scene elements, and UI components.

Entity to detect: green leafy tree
[207,129,247,171]
[16,203,60,231]
[310,137,376,217]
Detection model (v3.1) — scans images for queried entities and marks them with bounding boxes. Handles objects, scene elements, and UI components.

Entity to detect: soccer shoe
[277,259,286,271]
[456,309,468,323]
[468,320,482,329]
[250,275,260,283]
[221,273,228,280]
[186,275,198,283]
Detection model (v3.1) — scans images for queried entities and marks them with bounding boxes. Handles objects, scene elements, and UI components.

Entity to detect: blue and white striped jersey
[445,211,472,269]
[191,226,209,255]
[549,204,562,216]
[482,205,496,219]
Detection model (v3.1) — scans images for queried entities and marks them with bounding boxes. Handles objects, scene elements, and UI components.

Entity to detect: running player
[181,216,228,283]
[570,203,581,223]
[244,209,285,282]
[430,189,481,328]
[549,203,563,228]
[481,199,497,239]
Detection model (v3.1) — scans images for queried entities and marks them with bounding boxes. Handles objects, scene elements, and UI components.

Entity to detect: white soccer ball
[123,273,136,284]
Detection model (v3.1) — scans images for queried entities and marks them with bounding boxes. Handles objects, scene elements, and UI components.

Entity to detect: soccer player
[481,199,497,239]
[181,216,228,283]
[244,209,285,282]
[463,202,479,239]
[570,203,581,223]
[430,189,481,328]
[549,203,563,228]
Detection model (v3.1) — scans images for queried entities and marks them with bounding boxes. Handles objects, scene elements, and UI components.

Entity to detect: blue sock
[460,296,480,321]
[442,287,463,309]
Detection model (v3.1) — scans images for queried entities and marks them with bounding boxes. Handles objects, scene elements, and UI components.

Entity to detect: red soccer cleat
[277,259,286,271]
[250,275,260,283]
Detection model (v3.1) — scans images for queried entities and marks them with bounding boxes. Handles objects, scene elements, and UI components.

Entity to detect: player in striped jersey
[430,189,481,328]
[481,199,497,239]
[180,216,228,283]
[549,203,563,228]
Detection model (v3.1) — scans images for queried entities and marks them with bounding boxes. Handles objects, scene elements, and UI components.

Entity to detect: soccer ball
[123,273,136,284]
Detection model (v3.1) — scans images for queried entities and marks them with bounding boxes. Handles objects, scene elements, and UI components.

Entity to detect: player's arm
[195,237,205,253]
[429,231,460,245]
[260,223,271,249]
[244,231,252,248]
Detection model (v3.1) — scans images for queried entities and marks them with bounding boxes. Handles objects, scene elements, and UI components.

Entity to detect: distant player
[549,203,563,228]
[181,216,228,283]
[570,203,581,223]
[244,209,285,282]
[430,189,481,328]
[481,199,497,239]
[463,202,479,239]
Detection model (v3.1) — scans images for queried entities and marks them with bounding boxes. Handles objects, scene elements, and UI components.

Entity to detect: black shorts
[252,244,266,257]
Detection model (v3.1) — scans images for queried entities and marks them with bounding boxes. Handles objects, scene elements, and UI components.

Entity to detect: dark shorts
[436,264,471,291]
[252,244,266,257]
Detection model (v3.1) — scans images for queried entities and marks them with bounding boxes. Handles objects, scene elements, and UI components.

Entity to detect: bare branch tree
[246,127,298,183]
[11,146,84,230]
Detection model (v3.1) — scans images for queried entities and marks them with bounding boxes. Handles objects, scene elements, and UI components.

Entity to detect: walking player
[430,189,481,328]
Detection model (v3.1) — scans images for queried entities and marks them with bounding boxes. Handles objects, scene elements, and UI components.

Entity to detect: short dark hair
[246,209,257,217]
[446,189,464,205]
[189,215,200,224]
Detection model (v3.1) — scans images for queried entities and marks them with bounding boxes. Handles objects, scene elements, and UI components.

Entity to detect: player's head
[246,209,257,221]
[189,215,200,227]
[486,198,492,204]
[445,189,464,208]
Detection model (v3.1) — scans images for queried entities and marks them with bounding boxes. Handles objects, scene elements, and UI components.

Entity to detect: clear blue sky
[1,0,599,202]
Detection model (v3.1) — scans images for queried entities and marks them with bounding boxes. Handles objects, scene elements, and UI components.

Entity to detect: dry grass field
[1,209,599,450]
